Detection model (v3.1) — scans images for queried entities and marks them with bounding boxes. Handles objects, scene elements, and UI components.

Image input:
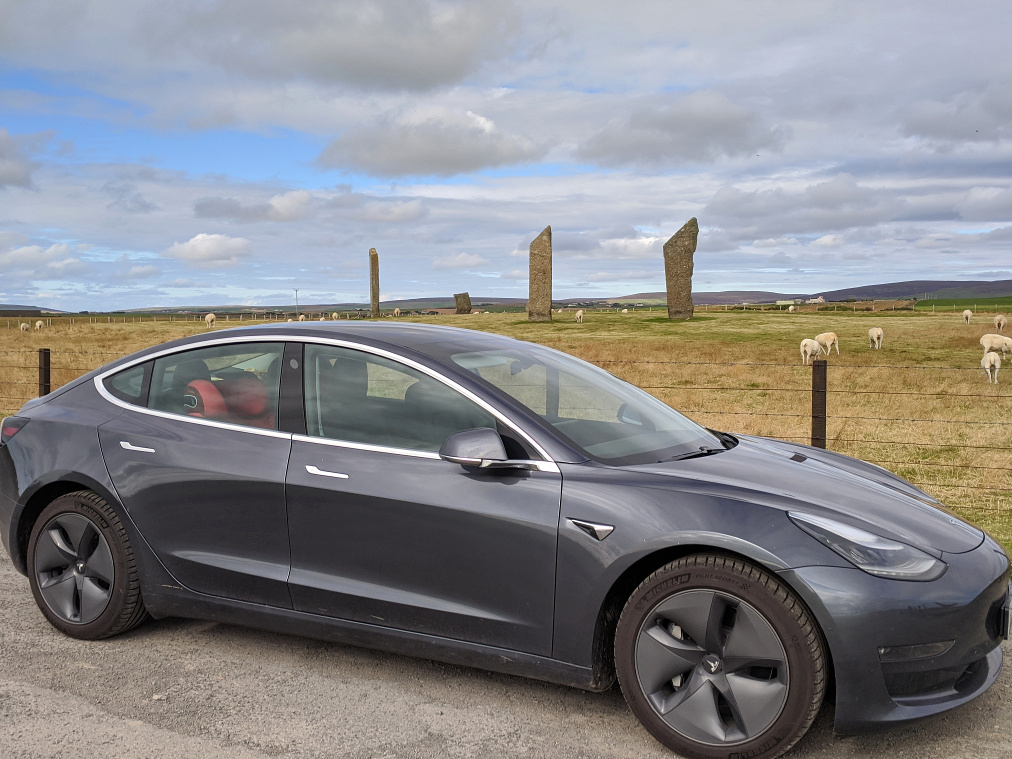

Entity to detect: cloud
[162,233,251,268]
[431,252,490,269]
[812,234,845,247]
[127,264,161,278]
[194,190,311,222]
[499,269,528,280]
[318,110,546,176]
[584,269,659,282]
[0,129,40,189]
[576,91,790,167]
[902,81,1012,145]
[103,181,158,213]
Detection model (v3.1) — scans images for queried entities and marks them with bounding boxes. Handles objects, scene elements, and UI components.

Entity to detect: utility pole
[294,289,300,319]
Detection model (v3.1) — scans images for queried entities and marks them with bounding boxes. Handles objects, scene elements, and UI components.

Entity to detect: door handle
[306,465,349,480]
[120,441,156,453]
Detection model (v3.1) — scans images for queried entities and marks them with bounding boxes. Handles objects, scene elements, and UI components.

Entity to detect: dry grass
[2,309,1009,549]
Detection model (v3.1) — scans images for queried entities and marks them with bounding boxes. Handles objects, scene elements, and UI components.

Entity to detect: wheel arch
[590,542,836,703]
[12,472,123,575]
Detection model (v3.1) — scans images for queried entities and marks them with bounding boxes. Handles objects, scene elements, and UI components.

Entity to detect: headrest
[172,359,211,391]
[318,356,368,398]
[218,374,269,418]
[184,379,227,418]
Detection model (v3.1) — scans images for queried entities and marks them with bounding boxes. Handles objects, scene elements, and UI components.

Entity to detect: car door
[285,342,562,655]
[97,340,293,608]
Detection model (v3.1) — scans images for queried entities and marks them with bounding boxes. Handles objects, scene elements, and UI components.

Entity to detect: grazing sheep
[393,308,400,317]
[298,314,306,321]
[35,320,43,331]
[800,339,824,365]
[981,334,1012,357]
[995,314,1007,332]
[788,305,795,313]
[319,316,326,321]
[204,313,216,329]
[331,312,339,320]
[621,308,628,314]
[963,309,973,324]
[575,309,584,323]
[287,318,293,322]
[868,327,883,349]
[19,322,29,333]
[982,351,1001,384]
[814,331,839,356]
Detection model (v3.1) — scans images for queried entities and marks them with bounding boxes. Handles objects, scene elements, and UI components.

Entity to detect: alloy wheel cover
[634,588,790,746]
[34,513,115,625]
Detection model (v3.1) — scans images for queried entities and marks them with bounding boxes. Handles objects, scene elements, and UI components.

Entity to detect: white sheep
[575,309,584,323]
[35,320,43,331]
[963,309,973,325]
[287,318,293,322]
[788,305,795,313]
[621,308,628,314]
[800,339,824,365]
[319,316,326,321]
[980,334,1012,357]
[331,312,339,321]
[298,314,306,321]
[982,351,1001,384]
[393,308,401,317]
[19,322,29,333]
[814,331,839,356]
[868,327,883,349]
[204,313,216,329]
[994,314,1007,332]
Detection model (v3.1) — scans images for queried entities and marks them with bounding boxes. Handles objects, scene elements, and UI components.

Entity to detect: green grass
[914,297,1012,311]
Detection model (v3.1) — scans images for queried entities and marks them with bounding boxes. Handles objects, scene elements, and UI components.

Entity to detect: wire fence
[1,347,1010,544]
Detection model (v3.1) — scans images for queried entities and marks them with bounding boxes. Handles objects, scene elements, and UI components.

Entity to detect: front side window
[451,345,721,466]
[304,344,496,453]
[148,342,284,430]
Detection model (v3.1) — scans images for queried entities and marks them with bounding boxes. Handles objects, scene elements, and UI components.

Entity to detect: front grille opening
[884,657,988,699]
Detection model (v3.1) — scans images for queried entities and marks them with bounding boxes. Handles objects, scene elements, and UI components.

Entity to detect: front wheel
[615,554,826,759]
[27,490,148,639]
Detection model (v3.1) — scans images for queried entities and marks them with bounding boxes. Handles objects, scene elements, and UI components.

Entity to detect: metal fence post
[811,359,827,448]
[38,348,51,397]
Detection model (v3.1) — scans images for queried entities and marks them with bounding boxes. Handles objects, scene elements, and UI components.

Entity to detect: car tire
[615,554,826,759]
[27,490,149,639]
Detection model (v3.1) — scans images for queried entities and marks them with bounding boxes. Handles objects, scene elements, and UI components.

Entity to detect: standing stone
[454,292,472,315]
[527,225,552,322]
[369,247,380,318]
[663,218,698,320]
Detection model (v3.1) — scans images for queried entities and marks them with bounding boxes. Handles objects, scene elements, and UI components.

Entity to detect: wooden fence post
[38,348,51,397]
[811,359,827,448]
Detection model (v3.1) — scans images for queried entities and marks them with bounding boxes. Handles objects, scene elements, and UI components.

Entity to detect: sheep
[393,308,400,317]
[980,334,1012,358]
[868,327,883,349]
[575,309,584,323]
[621,308,628,314]
[35,320,43,331]
[19,322,29,333]
[995,314,1007,332]
[331,312,339,321]
[800,339,824,365]
[287,318,293,322]
[319,316,326,321]
[814,331,839,356]
[982,351,1001,384]
[963,309,973,324]
[204,313,216,329]
[298,314,306,321]
[788,305,795,313]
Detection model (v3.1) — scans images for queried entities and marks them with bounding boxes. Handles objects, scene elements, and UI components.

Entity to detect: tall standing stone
[454,292,472,314]
[369,247,380,318]
[663,218,698,320]
[527,225,552,322]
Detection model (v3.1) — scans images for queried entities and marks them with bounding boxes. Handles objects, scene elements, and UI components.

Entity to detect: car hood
[626,435,984,555]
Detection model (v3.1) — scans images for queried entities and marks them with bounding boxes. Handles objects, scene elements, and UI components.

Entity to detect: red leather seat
[217,375,276,429]
[184,380,227,419]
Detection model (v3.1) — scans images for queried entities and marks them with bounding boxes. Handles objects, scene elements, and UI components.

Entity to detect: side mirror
[439,427,509,468]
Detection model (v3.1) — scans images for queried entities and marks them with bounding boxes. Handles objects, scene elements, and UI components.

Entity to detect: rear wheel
[27,490,148,639]
[615,554,825,759]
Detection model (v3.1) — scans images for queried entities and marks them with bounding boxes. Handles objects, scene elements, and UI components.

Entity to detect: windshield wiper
[662,446,726,462]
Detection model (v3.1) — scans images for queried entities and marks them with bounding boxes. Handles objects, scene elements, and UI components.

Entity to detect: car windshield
[450,344,722,466]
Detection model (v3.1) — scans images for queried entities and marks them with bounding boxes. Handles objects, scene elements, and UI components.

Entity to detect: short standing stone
[527,226,552,322]
[664,218,698,320]
[369,248,380,318]
[454,292,472,315]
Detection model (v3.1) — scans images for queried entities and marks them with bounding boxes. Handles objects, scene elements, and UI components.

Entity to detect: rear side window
[148,342,284,430]
[304,344,496,452]
[103,362,151,405]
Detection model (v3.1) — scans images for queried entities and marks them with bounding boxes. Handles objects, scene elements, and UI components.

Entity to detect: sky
[1,0,1011,310]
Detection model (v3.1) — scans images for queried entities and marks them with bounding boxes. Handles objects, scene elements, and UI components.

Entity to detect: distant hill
[819,280,1012,301]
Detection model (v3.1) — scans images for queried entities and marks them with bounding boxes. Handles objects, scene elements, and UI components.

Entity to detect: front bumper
[780,534,1010,734]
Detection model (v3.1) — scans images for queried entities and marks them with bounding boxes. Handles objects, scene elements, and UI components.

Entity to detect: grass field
[914,297,1012,312]
[2,307,1010,549]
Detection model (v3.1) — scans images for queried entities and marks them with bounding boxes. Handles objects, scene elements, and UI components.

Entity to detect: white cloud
[432,252,490,269]
[812,234,845,247]
[127,264,161,278]
[0,129,40,189]
[162,233,251,268]
[499,269,528,280]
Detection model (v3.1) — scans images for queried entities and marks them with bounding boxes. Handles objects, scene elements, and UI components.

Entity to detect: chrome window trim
[92,333,559,466]
[292,433,441,460]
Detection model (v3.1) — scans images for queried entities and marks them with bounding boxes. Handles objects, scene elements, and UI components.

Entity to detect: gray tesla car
[1,323,1008,759]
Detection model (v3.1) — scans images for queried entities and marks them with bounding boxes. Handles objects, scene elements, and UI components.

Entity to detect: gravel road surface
[1,553,1008,759]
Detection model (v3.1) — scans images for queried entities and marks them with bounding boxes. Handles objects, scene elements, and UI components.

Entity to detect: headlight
[789,512,947,581]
